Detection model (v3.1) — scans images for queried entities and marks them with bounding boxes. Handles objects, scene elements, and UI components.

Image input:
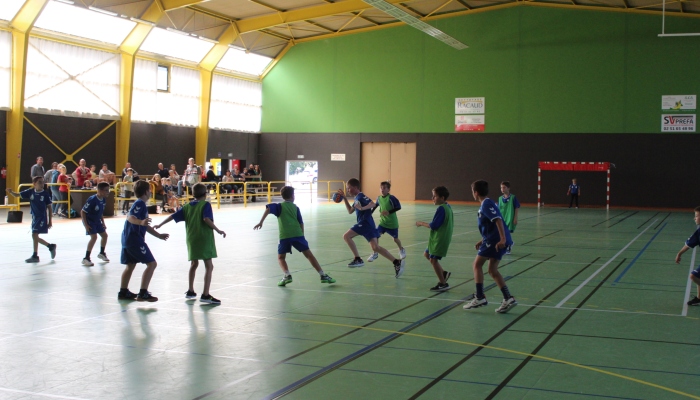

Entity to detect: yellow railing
[15,182,71,213]
[214,181,245,209]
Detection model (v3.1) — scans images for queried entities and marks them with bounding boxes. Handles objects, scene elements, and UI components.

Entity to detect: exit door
[360,143,416,201]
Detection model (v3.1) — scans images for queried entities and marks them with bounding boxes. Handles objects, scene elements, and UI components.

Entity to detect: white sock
[283,270,290,276]
[318,270,325,276]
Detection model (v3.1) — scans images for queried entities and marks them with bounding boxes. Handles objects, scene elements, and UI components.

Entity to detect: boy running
[6,176,56,263]
[416,186,453,292]
[367,181,406,262]
[81,182,111,266]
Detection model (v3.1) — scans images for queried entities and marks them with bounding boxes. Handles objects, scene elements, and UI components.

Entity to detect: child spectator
[81,182,111,266]
[57,164,72,217]
[675,206,700,306]
[416,186,453,292]
[568,178,580,208]
[118,180,169,302]
[254,186,336,286]
[367,181,406,262]
[498,181,520,254]
[121,168,134,215]
[337,178,405,278]
[6,176,56,263]
[155,183,226,304]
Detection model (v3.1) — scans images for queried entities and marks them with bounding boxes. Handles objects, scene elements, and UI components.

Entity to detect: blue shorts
[121,243,155,265]
[378,226,399,239]
[31,218,49,234]
[278,236,310,254]
[86,223,105,235]
[351,223,379,242]
[478,242,507,260]
[424,248,442,260]
[692,267,700,279]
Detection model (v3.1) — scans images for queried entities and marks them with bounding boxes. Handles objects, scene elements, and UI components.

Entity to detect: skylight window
[34,1,136,46]
[0,0,25,22]
[217,47,273,77]
[140,27,215,63]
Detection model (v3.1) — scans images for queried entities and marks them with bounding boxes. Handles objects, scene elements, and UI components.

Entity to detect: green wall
[262,5,700,133]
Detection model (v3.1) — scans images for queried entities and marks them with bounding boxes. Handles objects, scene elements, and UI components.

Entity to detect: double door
[360,142,416,201]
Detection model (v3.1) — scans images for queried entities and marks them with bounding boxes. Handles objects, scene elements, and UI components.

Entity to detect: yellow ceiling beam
[161,0,210,11]
[260,41,293,80]
[6,0,49,192]
[119,1,163,55]
[199,24,239,71]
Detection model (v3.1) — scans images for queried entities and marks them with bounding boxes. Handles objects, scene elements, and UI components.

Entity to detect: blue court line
[612,223,667,285]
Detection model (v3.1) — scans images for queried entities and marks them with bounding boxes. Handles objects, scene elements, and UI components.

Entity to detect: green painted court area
[1,202,699,400]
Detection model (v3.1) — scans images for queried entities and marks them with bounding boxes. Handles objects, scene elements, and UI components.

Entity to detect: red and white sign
[455,115,485,132]
[661,114,695,132]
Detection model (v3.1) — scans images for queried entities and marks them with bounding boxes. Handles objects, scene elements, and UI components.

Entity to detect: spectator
[74,159,91,188]
[222,170,235,193]
[151,174,166,209]
[99,164,116,185]
[31,156,45,180]
[122,162,139,180]
[57,164,72,217]
[178,158,199,197]
[44,162,57,190]
[156,163,169,180]
[253,164,262,177]
[121,168,134,215]
[168,169,180,188]
[204,165,218,182]
[48,163,61,215]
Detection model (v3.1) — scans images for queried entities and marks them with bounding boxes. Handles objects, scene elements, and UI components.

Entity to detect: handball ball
[332,193,343,203]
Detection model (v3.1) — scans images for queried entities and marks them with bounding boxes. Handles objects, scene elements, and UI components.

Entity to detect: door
[360,142,416,201]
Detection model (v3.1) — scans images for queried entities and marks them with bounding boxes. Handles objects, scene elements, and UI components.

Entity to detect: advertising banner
[455,115,485,132]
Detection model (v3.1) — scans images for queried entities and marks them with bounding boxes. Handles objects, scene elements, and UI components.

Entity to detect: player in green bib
[367,182,406,263]
[498,181,520,254]
[254,186,336,286]
[416,186,454,292]
[156,183,226,304]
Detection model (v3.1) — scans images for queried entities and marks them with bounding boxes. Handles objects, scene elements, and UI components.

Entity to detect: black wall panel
[129,123,195,176]
[207,129,251,161]
[260,133,700,209]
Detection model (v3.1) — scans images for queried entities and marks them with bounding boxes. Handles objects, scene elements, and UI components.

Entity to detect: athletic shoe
[399,248,406,259]
[496,297,518,313]
[200,294,221,304]
[430,282,450,292]
[81,258,94,267]
[463,296,488,310]
[320,274,336,284]
[25,255,40,263]
[348,258,364,268]
[136,291,158,302]
[118,289,137,300]
[48,244,57,260]
[688,297,700,306]
[394,258,406,278]
[506,245,512,255]
[278,275,293,286]
[185,290,197,299]
[443,270,451,282]
[367,252,379,262]
[97,253,110,262]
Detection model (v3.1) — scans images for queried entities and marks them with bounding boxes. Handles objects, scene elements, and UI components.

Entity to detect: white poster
[661,114,695,132]
[662,95,696,111]
[455,115,485,132]
[455,97,485,114]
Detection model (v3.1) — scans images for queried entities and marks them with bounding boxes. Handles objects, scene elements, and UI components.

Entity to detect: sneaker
[430,282,450,292]
[463,296,488,310]
[278,275,293,286]
[25,255,40,263]
[506,245,512,255]
[48,244,57,260]
[97,253,110,262]
[200,294,221,304]
[496,297,518,313]
[136,291,158,302]
[81,258,94,267]
[688,297,700,306]
[399,248,406,259]
[443,270,451,282]
[117,289,137,300]
[185,290,197,299]
[348,258,364,268]
[367,252,379,262]
[122,210,127,215]
[394,258,406,278]
[320,274,336,284]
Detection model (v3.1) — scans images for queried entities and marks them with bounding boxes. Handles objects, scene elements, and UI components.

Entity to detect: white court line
[555,219,658,308]
[523,303,682,317]
[0,387,91,400]
[681,247,697,317]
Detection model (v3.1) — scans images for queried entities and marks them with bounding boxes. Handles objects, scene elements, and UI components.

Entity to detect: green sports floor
[1,199,699,400]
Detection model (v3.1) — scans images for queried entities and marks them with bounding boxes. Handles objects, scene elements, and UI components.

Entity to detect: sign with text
[455,97,485,114]
[662,95,696,112]
[661,114,695,132]
[331,154,346,161]
[455,115,485,132]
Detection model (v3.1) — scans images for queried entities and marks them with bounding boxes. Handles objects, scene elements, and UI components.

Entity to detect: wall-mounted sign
[455,115,485,132]
[297,155,304,159]
[455,97,485,114]
[331,154,346,161]
[662,95,696,112]
[661,114,695,132]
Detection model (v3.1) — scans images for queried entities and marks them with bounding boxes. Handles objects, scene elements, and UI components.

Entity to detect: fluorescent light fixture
[217,47,273,76]
[0,0,25,21]
[130,17,155,26]
[197,36,219,44]
[88,6,118,17]
[34,1,137,45]
[141,27,216,63]
[54,0,75,4]
[361,0,468,49]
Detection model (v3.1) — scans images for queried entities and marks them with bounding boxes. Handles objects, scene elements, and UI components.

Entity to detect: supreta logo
[663,115,694,125]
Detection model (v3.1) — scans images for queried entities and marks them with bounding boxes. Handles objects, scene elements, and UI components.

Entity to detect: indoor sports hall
[1,0,700,399]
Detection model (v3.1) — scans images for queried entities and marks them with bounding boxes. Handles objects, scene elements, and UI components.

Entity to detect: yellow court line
[272,316,700,400]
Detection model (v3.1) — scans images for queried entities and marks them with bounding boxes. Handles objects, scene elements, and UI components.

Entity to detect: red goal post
[538,162,611,209]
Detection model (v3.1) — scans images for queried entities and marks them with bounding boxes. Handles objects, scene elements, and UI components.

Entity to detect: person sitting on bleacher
[99,164,116,185]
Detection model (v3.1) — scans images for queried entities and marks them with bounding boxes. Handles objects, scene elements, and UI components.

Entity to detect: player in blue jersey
[118,180,169,302]
[568,178,580,208]
[337,178,406,278]
[463,180,517,314]
[676,206,700,306]
[6,176,56,263]
[81,182,111,266]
